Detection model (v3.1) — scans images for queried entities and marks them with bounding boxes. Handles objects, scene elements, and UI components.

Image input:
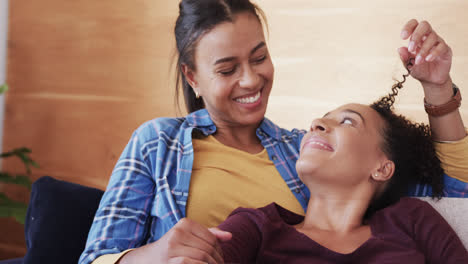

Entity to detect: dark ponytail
[174,0,267,113]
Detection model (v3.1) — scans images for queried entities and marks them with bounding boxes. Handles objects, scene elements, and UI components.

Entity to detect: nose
[310,118,329,132]
[239,64,260,89]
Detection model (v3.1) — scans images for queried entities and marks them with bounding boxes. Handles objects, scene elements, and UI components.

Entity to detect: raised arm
[398,19,466,141]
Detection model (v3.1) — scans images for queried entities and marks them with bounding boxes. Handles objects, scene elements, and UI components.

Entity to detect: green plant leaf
[0,83,8,94]
[0,194,28,224]
[0,147,31,158]
[0,172,32,188]
[0,146,36,223]
[0,147,38,173]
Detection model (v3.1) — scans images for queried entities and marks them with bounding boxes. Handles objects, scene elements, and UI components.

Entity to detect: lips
[234,90,261,104]
[302,136,334,152]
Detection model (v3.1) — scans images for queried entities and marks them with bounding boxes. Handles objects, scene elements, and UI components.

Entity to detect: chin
[296,159,320,179]
[240,107,267,125]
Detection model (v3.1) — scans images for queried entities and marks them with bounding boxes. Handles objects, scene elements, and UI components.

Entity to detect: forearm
[422,79,466,141]
[91,250,133,264]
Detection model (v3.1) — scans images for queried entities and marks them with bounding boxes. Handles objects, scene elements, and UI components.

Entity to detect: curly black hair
[365,62,445,218]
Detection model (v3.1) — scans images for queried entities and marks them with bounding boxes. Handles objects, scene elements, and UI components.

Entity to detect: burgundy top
[218,197,468,264]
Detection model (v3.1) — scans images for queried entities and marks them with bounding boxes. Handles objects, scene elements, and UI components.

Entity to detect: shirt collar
[258,117,283,141]
[186,108,282,140]
[186,109,217,135]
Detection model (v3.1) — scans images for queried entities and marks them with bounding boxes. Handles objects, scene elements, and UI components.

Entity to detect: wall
[0,0,9,155]
[2,0,179,258]
[259,0,468,129]
[1,0,467,259]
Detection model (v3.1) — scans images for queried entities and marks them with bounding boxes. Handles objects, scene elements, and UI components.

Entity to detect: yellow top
[92,131,468,264]
[186,135,304,227]
[434,129,468,182]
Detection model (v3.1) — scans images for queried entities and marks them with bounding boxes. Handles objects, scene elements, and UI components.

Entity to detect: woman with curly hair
[217,73,468,263]
[80,0,468,263]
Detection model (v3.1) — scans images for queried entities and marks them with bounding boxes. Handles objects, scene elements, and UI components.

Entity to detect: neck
[212,121,263,154]
[298,182,374,233]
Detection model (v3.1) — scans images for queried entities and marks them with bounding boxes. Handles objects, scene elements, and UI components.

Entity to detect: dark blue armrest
[0,258,24,264]
[23,176,104,264]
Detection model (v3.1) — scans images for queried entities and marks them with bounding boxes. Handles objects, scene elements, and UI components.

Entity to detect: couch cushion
[418,197,468,250]
[24,176,104,264]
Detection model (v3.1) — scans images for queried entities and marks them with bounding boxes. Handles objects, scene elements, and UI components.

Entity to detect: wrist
[424,84,461,117]
[422,78,454,105]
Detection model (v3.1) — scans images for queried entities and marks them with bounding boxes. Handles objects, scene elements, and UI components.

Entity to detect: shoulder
[125,116,192,147]
[133,109,215,140]
[374,197,436,220]
[134,117,186,138]
[389,197,436,213]
[371,198,442,234]
[120,117,189,157]
[260,117,306,142]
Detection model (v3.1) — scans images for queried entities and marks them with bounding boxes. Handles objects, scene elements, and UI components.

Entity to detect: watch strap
[424,84,462,117]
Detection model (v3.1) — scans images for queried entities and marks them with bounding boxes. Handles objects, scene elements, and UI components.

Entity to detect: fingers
[173,219,224,263]
[429,42,451,62]
[397,47,411,63]
[416,31,438,64]
[184,219,222,249]
[170,245,220,264]
[401,19,418,40]
[169,255,215,264]
[400,19,451,66]
[407,20,432,54]
[208,227,232,261]
[208,227,233,242]
[182,238,224,264]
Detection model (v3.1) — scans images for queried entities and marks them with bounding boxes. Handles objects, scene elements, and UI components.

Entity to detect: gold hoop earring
[195,91,200,99]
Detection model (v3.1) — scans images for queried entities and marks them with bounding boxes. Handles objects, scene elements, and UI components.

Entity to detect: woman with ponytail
[80,1,467,263]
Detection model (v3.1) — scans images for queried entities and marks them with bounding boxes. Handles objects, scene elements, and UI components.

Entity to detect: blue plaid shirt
[79,109,467,264]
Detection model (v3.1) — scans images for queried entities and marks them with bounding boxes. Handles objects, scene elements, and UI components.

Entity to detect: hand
[398,19,465,142]
[398,19,452,88]
[118,218,232,264]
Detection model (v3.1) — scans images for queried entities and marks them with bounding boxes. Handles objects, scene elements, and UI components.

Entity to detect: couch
[0,176,467,264]
[0,176,104,264]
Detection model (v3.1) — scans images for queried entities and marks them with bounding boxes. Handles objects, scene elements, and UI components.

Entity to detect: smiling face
[184,12,274,128]
[296,104,393,189]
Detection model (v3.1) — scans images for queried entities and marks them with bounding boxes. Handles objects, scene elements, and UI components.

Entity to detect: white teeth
[235,91,261,104]
[309,141,332,150]
[311,142,326,147]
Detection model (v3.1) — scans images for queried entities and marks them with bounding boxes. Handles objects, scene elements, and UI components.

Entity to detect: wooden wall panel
[257,0,468,129]
[1,0,179,259]
[1,0,467,259]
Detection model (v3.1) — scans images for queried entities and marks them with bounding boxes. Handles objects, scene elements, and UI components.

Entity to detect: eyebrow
[213,42,266,65]
[323,109,366,125]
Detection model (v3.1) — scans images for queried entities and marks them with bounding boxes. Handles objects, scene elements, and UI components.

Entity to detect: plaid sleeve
[79,129,156,264]
[409,174,468,198]
[409,131,468,198]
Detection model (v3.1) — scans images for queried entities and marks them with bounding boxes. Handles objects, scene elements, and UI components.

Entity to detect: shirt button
[295,188,300,193]
[271,155,277,161]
